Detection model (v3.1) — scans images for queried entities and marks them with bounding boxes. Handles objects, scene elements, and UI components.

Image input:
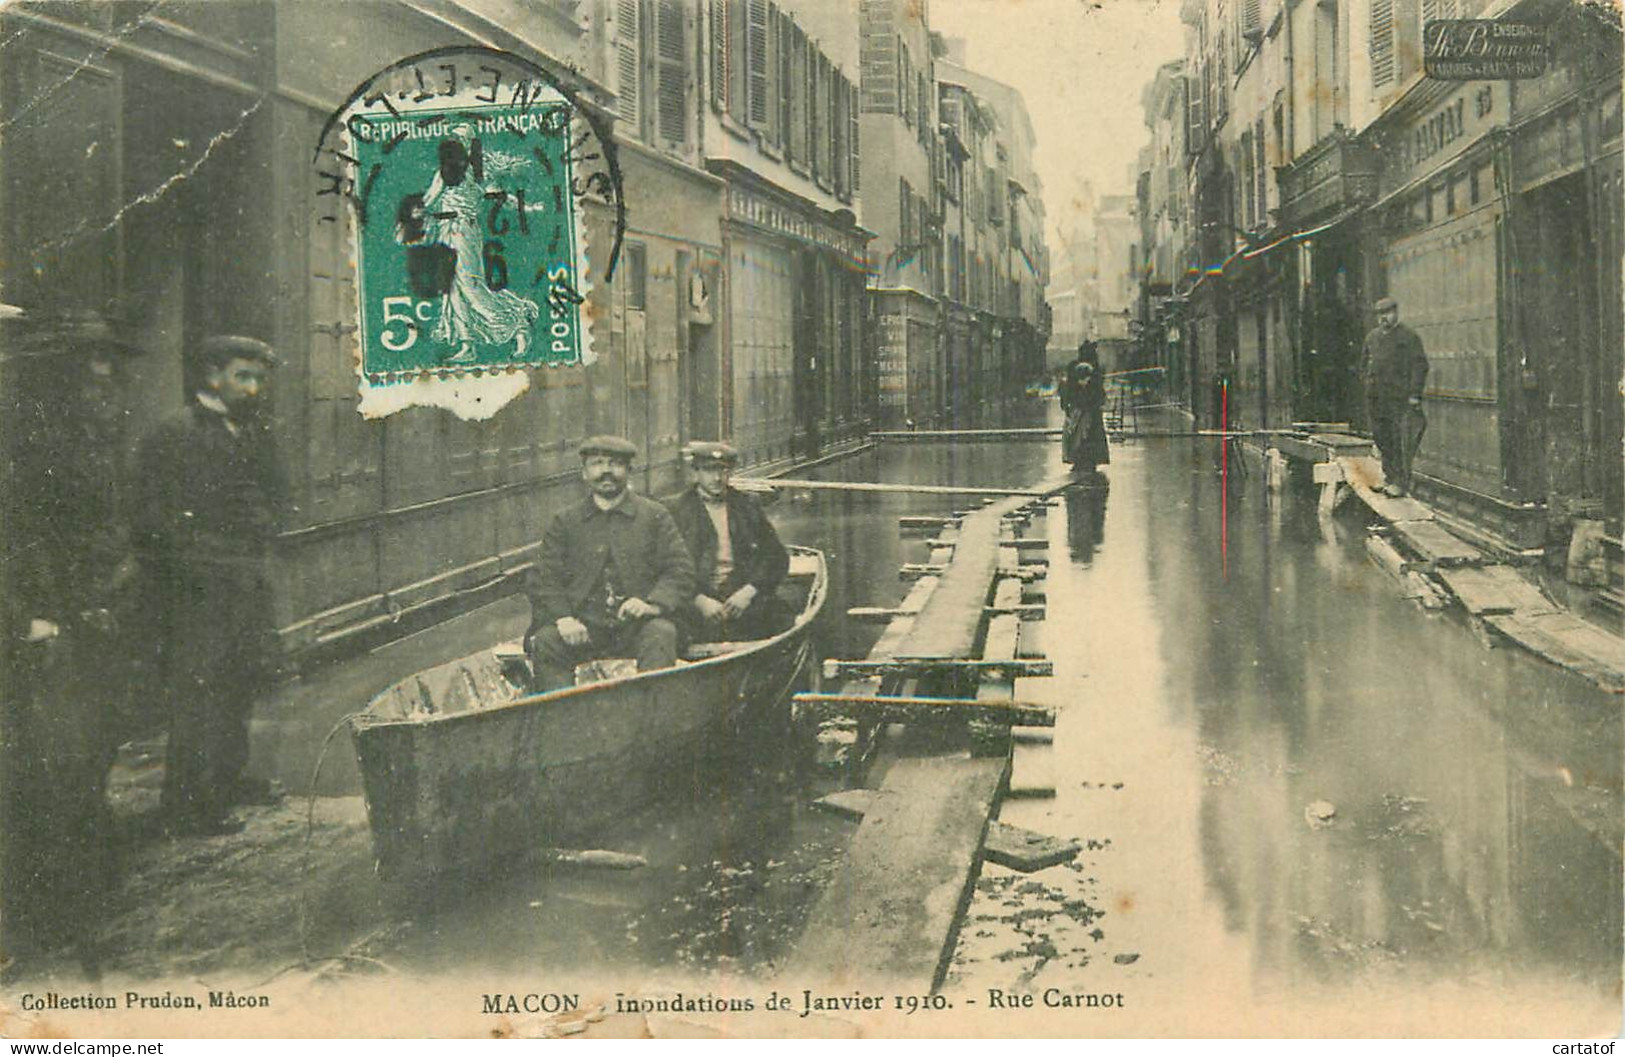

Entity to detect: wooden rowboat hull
[348,547,826,884]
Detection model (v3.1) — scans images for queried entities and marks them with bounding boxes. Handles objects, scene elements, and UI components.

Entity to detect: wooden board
[734,478,1053,498]
[894,501,1014,659]
[1336,456,1434,521]
[983,822,1082,872]
[1391,519,1484,566]
[1437,565,1559,616]
[811,793,1079,873]
[792,692,1055,727]
[788,754,1010,988]
[1485,612,1625,691]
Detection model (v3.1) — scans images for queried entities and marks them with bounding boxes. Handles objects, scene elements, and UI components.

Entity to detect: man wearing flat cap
[1361,296,1429,497]
[525,435,695,691]
[132,335,287,837]
[3,309,146,965]
[664,442,791,641]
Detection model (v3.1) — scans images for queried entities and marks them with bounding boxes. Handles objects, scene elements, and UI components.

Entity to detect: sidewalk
[1268,432,1625,693]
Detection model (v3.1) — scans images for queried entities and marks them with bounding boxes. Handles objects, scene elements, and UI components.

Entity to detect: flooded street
[51,410,1622,1037]
[948,426,1622,1036]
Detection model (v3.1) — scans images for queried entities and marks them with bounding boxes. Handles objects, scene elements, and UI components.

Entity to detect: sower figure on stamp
[1,311,146,971]
[1362,296,1429,497]
[665,442,792,643]
[133,336,287,838]
[525,436,694,692]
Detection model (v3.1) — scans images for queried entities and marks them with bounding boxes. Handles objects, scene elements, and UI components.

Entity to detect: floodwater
[70,401,1622,1037]
[945,420,1623,1037]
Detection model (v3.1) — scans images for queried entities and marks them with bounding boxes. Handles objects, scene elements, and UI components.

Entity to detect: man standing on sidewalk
[1362,296,1429,497]
[134,336,286,837]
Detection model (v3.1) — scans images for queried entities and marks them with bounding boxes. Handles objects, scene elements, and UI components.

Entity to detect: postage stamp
[314,48,623,418]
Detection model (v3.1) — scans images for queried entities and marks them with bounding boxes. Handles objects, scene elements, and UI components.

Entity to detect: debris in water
[1304,800,1337,829]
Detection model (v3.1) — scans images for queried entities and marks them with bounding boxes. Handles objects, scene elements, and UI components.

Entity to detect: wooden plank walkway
[1485,613,1625,692]
[790,478,1069,989]
[787,753,1010,987]
[1436,565,1560,617]
[1392,519,1485,566]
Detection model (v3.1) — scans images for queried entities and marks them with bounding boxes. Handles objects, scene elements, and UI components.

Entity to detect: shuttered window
[710,0,728,113]
[777,9,792,149]
[849,78,861,196]
[898,40,912,127]
[1240,0,1262,39]
[747,0,770,128]
[1254,116,1267,224]
[655,0,687,146]
[788,24,807,169]
[613,0,641,132]
[1185,72,1205,153]
[1371,0,1396,88]
[833,70,848,198]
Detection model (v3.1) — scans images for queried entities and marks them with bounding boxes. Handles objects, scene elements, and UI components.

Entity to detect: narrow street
[63,412,1620,1037]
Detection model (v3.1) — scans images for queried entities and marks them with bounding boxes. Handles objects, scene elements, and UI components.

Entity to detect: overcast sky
[929,0,1185,243]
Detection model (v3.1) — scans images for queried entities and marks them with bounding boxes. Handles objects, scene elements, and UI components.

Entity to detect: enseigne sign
[1424,20,1550,80]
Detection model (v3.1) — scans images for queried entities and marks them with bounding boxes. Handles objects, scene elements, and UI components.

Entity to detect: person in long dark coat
[1,311,146,972]
[1060,341,1110,474]
[524,436,695,691]
[1361,296,1429,497]
[132,336,286,837]
[664,441,791,642]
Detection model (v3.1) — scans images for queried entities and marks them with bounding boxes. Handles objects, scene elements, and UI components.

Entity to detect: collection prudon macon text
[482,988,1129,1017]
[19,991,270,1012]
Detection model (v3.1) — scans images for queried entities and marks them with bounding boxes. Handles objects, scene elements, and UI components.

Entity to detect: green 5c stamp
[315,48,624,415]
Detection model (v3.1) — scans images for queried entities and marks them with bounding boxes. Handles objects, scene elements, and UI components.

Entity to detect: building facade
[1144,0,1620,545]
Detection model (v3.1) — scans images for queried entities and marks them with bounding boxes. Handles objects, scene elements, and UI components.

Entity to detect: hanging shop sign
[1424,20,1550,80]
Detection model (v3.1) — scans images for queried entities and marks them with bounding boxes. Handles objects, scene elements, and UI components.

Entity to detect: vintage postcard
[0,0,1620,1042]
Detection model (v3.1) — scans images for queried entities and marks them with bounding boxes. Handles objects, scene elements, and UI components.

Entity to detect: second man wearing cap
[665,442,791,642]
[525,436,695,691]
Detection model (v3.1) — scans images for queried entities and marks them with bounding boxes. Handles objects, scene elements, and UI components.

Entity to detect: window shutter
[788,24,806,167]
[614,0,641,132]
[898,40,911,126]
[1254,116,1267,224]
[778,9,792,149]
[1185,72,1205,153]
[849,77,860,195]
[1371,0,1395,87]
[1240,0,1262,40]
[710,0,728,113]
[917,70,929,142]
[656,0,687,145]
[747,0,770,128]
[833,71,848,198]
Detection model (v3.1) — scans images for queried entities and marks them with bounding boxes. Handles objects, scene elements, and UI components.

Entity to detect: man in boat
[133,335,287,838]
[525,435,695,691]
[664,441,792,642]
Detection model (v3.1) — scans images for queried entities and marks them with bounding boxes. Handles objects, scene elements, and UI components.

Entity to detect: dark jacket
[664,487,789,601]
[1362,323,1428,414]
[131,401,287,689]
[132,403,285,579]
[526,492,695,632]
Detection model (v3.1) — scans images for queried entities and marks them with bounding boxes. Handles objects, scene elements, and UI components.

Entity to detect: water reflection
[1063,483,1109,565]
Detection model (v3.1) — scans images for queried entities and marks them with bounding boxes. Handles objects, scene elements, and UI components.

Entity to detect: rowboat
[348,546,828,884]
